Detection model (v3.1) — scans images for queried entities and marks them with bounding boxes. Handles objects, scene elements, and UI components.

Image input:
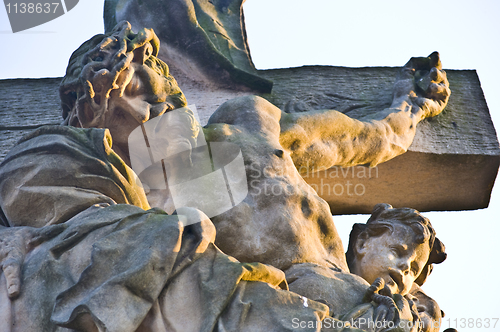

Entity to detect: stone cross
[1,64,498,215]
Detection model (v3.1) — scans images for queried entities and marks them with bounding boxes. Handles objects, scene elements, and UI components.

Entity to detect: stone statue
[286,203,447,332]
[57,21,450,272]
[0,22,450,331]
[345,204,447,296]
[103,0,274,92]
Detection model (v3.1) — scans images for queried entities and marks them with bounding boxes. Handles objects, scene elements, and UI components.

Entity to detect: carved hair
[59,21,187,127]
[346,203,447,286]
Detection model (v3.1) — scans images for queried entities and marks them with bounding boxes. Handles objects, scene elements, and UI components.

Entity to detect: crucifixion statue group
[0,3,455,331]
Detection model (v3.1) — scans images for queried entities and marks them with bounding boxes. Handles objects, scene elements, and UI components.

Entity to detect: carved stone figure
[103,0,273,92]
[345,204,447,296]
[57,21,450,272]
[0,22,450,331]
[284,203,447,332]
[0,135,328,331]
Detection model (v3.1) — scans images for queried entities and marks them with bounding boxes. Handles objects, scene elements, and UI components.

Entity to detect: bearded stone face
[60,21,187,161]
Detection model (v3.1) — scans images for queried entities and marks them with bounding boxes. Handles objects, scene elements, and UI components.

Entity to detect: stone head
[346,203,446,296]
[59,21,187,151]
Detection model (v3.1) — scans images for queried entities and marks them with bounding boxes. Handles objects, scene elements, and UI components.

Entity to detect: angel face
[353,224,430,296]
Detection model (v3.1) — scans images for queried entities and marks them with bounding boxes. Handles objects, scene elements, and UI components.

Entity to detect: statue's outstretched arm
[279,52,450,172]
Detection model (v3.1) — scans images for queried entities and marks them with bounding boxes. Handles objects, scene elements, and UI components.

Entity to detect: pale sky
[1,0,499,330]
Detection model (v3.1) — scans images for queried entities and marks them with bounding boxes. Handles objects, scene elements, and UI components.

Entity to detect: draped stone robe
[0,126,328,332]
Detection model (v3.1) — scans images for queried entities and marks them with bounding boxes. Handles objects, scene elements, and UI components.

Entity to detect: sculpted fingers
[396,53,447,103]
[405,52,442,71]
[3,258,21,298]
[412,67,450,117]
[422,67,449,94]
[429,68,450,101]
[427,81,450,103]
[0,225,58,299]
[0,236,25,299]
[405,52,450,118]
[428,51,442,70]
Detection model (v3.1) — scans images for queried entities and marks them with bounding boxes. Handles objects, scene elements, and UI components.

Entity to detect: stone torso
[203,96,348,272]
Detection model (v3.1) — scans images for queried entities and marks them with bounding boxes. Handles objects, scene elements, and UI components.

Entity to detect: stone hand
[362,278,420,332]
[393,52,451,119]
[0,224,65,298]
[363,278,399,325]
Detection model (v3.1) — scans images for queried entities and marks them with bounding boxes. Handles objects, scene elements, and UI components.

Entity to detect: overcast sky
[1,1,499,330]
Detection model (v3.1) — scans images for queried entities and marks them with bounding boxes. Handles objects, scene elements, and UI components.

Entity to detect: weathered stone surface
[304,151,500,214]
[1,67,497,213]
[104,0,273,92]
[0,78,61,161]
[96,0,499,216]
[0,78,62,127]
[160,65,259,125]
[0,24,488,331]
[259,66,499,156]
[256,66,500,214]
[0,129,32,161]
[0,126,331,331]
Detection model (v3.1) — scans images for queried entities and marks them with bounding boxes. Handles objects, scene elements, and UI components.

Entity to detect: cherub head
[59,21,188,157]
[346,203,446,296]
